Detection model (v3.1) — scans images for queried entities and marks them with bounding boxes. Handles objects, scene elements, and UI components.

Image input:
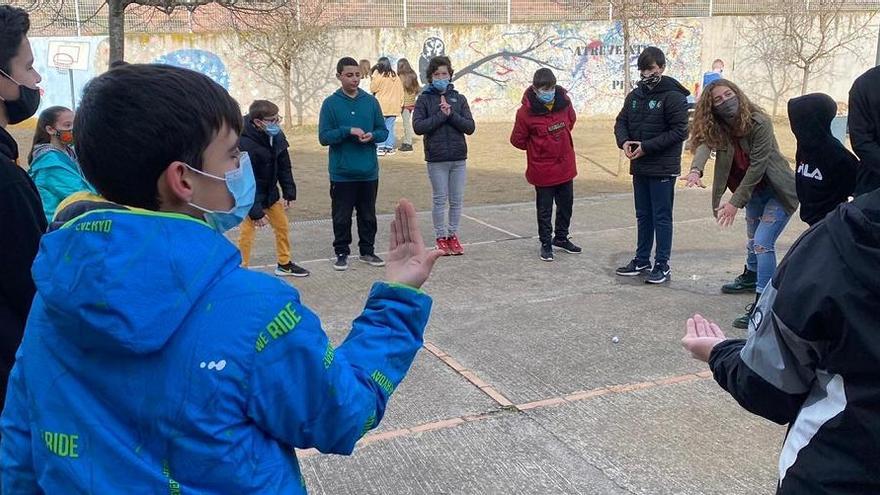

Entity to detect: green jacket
[690,113,799,215]
[28,146,96,223]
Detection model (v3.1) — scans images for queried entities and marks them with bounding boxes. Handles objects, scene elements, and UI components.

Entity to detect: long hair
[397,58,420,94]
[358,59,371,78]
[372,57,396,77]
[690,79,765,150]
[29,106,70,164]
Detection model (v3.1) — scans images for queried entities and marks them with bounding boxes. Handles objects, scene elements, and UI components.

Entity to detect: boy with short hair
[319,57,389,271]
[0,5,45,412]
[0,63,443,492]
[614,46,690,284]
[238,99,309,277]
[510,68,580,262]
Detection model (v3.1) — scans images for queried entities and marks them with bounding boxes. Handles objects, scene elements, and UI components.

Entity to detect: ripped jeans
[744,188,791,293]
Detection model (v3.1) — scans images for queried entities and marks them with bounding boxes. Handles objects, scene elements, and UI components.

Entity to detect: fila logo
[797,163,823,181]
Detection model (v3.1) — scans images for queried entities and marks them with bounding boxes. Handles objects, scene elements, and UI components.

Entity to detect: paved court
[235,188,806,494]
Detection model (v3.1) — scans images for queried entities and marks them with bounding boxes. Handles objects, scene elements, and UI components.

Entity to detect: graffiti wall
[26,15,877,125]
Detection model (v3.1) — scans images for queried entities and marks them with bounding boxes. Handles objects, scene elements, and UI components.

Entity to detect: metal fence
[22,0,880,36]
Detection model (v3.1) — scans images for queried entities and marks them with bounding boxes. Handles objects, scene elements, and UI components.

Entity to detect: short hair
[0,6,29,74]
[426,56,453,82]
[109,60,129,70]
[532,68,557,88]
[248,100,279,120]
[712,59,724,67]
[337,57,359,75]
[76,64,243,211]
[637,47,666,71]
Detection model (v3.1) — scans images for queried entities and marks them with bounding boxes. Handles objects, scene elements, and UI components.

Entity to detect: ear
[159,161,195,205]
[45,125,56,136]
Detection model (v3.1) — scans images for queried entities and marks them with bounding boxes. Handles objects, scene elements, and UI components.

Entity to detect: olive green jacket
[690,113,799,215]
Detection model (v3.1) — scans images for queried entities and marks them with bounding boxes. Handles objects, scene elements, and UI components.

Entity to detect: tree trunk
[800,63,811,95]
[108,0,126,64]
[618,18,632,178]
[282,60,295,128]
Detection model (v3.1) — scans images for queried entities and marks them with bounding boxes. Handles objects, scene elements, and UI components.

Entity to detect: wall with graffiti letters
[26,14,877,124]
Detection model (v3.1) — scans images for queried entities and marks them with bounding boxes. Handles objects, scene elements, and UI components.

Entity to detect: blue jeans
[744,189,791,293]
[633,175,675,265]
[427,160,467,239]
[379,116,397,150]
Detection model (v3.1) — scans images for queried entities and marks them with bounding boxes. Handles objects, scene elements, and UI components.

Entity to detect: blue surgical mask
[432,78,450,92]
[265,123,281,136]
[536,89,555,104]
[187,153,256,233]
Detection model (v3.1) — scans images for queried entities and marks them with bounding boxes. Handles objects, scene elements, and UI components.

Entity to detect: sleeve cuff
[381,281,425,295]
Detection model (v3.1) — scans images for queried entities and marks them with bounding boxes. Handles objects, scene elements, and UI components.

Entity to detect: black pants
[535,180,574,244]
[331,180,379,256]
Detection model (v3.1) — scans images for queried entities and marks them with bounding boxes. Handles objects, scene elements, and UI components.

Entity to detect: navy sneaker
[333,254,349,271]
[540,243,554,262]
[645,263,671,284]
[552,238,582,254]
[616,259,651,276]
[359,254,386,267]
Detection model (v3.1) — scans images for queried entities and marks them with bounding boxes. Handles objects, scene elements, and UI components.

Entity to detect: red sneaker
[436,237,453,256]
[447,234,464,255]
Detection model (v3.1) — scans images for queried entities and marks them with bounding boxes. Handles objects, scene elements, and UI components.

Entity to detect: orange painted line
[410,417,465,434]
[516,396,567,411]
[422,341,516,407]
[481,386,515,407]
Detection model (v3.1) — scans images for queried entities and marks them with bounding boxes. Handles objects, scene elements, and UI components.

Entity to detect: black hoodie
[238,116,296,221]
[614,75,690,176]
[849,66,880,195]
[709,188,880,494]
[0,125,47,410]
[788,93,858,226]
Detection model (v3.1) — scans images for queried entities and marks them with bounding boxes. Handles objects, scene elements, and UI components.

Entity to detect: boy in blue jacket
[319,57,389,271]
[0,63,443,493]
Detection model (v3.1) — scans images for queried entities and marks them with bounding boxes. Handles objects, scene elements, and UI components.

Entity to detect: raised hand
[681,314,727,362]
[440,95,451,116]
[385,199,444,289]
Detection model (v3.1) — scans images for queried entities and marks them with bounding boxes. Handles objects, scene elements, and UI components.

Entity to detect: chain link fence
[23,0,880,36]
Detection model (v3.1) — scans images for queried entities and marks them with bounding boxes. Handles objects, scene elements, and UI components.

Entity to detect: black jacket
[412,84,476,163]
[849,66,880,195]
[239,117,296,220]
[709,188,880,494]
[614,76,690,176]
[0,126,47,410]
[788,93,858,226]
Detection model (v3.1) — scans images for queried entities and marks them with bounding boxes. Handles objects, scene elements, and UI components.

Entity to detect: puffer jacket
[510,86,578,187]
[412,83,476,163]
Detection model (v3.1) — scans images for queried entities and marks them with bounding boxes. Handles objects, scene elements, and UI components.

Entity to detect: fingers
[693,314,709,337]
[709,321,726,339]
[399,199,413,246]
[389,219,401,251]
[394,201,406,247]
[685,317,698,338]
[402,199,425,248]
[423,248,445,267]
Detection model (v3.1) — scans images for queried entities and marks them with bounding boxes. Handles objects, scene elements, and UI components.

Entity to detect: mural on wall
[378,21,703,116]
[153,49,230,90]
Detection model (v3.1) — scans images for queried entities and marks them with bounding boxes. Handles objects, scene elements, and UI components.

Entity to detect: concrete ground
[236,187,805,494]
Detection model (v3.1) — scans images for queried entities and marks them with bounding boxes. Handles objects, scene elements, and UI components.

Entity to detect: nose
[33,69,42,85]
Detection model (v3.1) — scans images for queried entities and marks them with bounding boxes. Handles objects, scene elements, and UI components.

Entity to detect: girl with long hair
[684,79,798,328]
[397,58,421,153]
[27,106,95,223]
[369,56,404,156]
[358,59,371,91]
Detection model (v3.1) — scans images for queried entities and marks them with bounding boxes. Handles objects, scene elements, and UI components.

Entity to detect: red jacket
[510,86,578,187]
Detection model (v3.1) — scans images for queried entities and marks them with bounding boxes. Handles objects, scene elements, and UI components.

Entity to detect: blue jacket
[0,201,432,493]
[27,145,95,223]
[318,88,388,182]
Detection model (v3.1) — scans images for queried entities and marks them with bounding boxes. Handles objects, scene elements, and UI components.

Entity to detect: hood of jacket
[826,189,880,294]
[788,93,838,150]
[521,86,572,115]
[32,201,241,355]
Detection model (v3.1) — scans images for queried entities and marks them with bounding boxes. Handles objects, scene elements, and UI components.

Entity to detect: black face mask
[640,73,661,90]
[0,70,41,125]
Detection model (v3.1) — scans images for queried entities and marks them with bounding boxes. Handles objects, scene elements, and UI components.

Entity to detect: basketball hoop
[52,52,75,75]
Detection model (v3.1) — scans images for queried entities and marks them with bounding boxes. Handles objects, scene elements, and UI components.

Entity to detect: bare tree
[232,0,335,127]
[737,15,800,117]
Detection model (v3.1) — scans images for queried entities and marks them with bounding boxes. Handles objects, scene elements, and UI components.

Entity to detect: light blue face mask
[536,88,555,104]
[432,78,450,92]
[187,152,256,233]
[264,123,281,137]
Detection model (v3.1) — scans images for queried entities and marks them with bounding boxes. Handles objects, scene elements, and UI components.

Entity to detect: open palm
[385,199,444,289]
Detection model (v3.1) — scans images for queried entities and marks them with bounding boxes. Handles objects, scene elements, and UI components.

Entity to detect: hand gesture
[681,314,727,362]
[385,199,444,289]
[359,132,374,143]
[622,141,642,159]
[715,202,738,228]
[350,127,365,138]
[440,95,451,116]
[680,171,706,188]
[283,200,292,209]
[254,216,269,228]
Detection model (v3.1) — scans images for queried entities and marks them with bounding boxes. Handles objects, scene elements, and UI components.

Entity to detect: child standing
[413,55,476,256]
[370,57,404,156]
[397,58,420,153]
[0,63,443,493]
[510,68,581,261]
[237,100,309,277]
[614,46,690,284]
[27,106,95,223]
[788,93,858,226]
[319,57,389,271]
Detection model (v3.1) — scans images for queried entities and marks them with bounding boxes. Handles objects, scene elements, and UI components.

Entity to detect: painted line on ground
[422,341,516,408]
[460,213,524,239]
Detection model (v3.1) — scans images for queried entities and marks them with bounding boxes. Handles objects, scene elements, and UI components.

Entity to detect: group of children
[1,3,880,491]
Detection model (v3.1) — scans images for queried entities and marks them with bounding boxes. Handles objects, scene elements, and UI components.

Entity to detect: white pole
[403,0,407,28]
[608,2,613,22]
[708,0,713,16]
[507,0,511,24]
[73,0,82,37]
[875,24,880,66]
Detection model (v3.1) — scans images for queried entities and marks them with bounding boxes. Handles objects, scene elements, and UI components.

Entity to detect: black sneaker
[732,303,755,329]
[552,238,582,254]
[360,254,386,267]
[384,147,396,155]
[721,265,758,294]
[275,262,310,277]
[400,144,414,153]
[333,255,349,271]
[540,243,554,262]
[645,263,671,284]
[616,259,651,276]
